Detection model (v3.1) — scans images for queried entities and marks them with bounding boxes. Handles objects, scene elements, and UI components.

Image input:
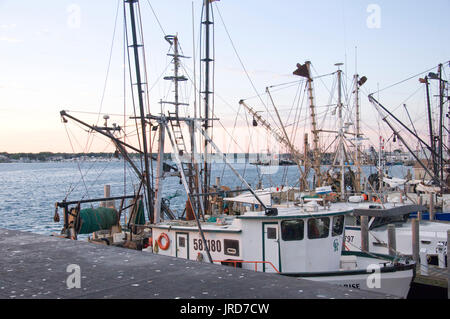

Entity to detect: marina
[0,0,449,305]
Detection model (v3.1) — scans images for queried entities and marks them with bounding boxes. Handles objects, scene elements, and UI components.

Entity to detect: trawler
[147,189,415,298]
[52,0,415,299]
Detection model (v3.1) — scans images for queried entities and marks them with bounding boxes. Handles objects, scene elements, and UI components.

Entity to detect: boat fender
[348,195,364,203]
[157,233,170,250]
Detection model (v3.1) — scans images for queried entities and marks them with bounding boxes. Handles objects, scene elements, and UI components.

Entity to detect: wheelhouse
[149,205,351,274]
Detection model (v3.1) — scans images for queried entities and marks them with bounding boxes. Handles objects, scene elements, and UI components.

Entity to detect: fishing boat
[343,201,449,267]
[147,198,415,298]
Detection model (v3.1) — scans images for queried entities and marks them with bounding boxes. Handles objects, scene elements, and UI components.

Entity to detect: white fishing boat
[146,200,415,298]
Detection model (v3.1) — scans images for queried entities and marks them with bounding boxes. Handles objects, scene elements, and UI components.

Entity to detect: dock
[409,264,448,298]
[0,228,393,299]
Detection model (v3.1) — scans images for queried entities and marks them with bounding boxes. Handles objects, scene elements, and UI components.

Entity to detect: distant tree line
[0,152,141,162]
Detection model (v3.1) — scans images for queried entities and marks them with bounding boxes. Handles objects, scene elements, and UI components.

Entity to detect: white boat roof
[238,202,353,219]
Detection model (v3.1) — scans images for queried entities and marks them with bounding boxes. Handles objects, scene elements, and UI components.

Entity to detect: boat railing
[213,259,280,273]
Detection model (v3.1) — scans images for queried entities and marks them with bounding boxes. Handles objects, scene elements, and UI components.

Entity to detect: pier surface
[0,228,393,299]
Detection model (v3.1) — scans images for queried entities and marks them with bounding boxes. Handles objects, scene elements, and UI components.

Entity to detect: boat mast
[201,0,214,212]
[336,63,346,199]
[438,64,444,184]
[423,76,437,178]
[305,62,322,187]
[125,0,154,222]
[293,62,321,188]
[354,74,367,193]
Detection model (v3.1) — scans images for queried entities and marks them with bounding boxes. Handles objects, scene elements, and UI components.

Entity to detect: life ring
[157,233,170,250]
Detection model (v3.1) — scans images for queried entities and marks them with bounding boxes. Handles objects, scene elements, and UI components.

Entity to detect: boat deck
[0,228,394,299]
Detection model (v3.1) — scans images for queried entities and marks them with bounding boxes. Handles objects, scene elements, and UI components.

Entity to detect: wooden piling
[102,185,111,207]
[104,184,115,208]
[387,224,396,256]
[412,218,420,267]
[361,215,369,252]
[429,193,435,221]
[215,177,221,187]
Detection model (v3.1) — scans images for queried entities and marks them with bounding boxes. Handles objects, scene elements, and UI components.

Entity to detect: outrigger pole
[370,95,445,189]
[368,94,442,164]
[266,87,309,190]
[59,110,176,220]
[59,110,178,173]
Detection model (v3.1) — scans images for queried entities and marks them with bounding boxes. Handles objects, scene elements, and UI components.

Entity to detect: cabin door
[176,233,189,259]
[263,223,280,273]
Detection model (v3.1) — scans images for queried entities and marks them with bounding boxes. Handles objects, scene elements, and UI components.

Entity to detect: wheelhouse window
[266,227,277,239]
[332,215,345,236]
[307,217,330,239]
[224,239,239,256]
[178,236,186,247]
[281,219,304,241]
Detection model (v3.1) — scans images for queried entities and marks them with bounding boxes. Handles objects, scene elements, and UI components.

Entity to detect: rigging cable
[213,3,282,135]
[86,0,121,154]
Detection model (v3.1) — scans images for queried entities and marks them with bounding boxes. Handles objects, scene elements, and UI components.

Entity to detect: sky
[0,0,449,154]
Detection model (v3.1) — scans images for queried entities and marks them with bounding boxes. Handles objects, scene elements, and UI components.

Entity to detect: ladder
[167,113,202,218]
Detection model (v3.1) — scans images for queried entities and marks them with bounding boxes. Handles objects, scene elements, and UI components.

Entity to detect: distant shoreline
[0,151,417,166]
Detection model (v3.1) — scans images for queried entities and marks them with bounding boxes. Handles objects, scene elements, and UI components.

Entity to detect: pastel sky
[0,0,449,153]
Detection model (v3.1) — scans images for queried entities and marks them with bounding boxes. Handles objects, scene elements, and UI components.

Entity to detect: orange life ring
[157,233,170,250]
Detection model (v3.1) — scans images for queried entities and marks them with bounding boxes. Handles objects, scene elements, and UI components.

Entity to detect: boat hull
[282,252,415,298]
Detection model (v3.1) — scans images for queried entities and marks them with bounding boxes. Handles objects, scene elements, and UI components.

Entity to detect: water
[0,160,412,236]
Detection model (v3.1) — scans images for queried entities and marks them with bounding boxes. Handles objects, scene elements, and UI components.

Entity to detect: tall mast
[354,74,367,193]
[293,61,321,187]
[125,0,154,222]
[305,62,321,187]
[423,76,437,178]
[201,0,214,211]
[336,63,345,198]
[438,64,444,183]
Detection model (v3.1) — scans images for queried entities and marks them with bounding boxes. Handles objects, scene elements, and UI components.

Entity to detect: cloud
[0,23,17,30]
[0,36,21,43]
[34,28,50,37]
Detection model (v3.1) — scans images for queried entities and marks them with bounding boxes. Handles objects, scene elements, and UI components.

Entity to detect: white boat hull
[282,253,415,298]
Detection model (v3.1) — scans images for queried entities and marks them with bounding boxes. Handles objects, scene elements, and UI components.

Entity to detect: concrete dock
[0,228,393,299]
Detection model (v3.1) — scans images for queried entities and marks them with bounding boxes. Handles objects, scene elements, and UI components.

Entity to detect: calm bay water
[0,160,412,236]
